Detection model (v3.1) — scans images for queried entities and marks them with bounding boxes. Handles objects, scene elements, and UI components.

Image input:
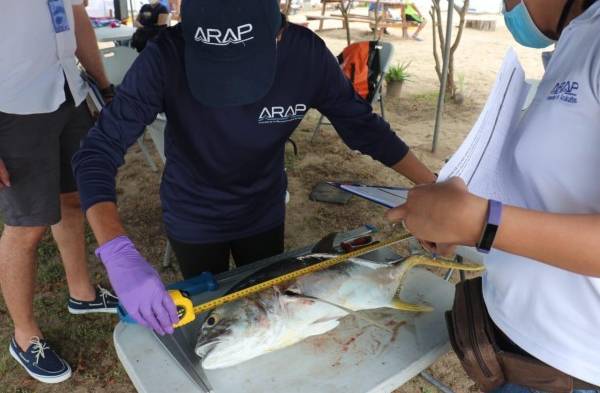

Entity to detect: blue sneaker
[68,285,119,314]
[9,337,72,383]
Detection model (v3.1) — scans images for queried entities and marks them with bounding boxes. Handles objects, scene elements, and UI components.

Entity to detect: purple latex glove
[96,236,179,335]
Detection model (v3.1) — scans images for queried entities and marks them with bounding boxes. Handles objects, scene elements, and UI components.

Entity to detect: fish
[195,254,483,370]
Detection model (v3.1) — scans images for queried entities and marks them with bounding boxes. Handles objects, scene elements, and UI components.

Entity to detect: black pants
[169,225,284,279]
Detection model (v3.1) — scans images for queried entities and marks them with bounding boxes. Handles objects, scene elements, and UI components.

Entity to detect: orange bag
[338,41,381,101]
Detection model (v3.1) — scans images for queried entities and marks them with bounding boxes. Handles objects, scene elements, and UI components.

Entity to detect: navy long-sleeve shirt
[73,23,409,243]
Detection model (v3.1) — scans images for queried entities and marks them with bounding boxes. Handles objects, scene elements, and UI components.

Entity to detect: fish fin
[303,253,339,260]
[353,312,394,333]
[312,315,342,324]
[291,292,395,334]
[279,290,317,309]
[311,232,339,253]
[307,254,388,270]
[346,258,387,270]
[390,297,434,313]
[305,319,341,338]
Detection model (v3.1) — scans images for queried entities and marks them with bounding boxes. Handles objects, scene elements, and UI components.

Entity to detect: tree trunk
[430,0,469,100]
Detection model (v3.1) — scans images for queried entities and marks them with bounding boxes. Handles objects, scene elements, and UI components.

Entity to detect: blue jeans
[368,3,384,11]
[493,383,599,393]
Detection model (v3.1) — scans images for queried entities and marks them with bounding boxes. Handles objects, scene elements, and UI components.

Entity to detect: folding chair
[311,41,394,143]
[100,46,158,172]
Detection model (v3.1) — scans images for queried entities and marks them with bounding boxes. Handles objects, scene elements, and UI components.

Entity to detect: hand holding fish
[386,177,488,249]
[419,240,456,258]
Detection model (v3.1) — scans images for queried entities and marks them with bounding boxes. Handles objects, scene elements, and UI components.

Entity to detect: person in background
[132,0,169,51]
[387,0,600,391]
[402,1,427,41]
[0,0,118,384]
[72,0,436,337]
[134,0,169,28]
[133,0,169,29]
[168,0,181,21]
[369,1,427,40]
[369,2,392,35]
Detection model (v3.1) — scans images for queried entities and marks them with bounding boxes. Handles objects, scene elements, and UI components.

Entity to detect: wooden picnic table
[312,0,353,45]
[362,0,406,8]
[307,0,414,45]
[362,0,413,40]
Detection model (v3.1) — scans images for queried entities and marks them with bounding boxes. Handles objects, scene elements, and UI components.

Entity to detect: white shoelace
[98,286,113,299]
[29,337,49,365]
[97,286,116,307]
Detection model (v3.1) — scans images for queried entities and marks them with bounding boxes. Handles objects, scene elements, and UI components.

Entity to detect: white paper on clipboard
[327,182,409,208]
[438,49,533,207]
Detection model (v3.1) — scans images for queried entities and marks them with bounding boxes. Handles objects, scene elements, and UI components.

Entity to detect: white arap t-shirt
[0,0,88,115]
[483,2,600,386]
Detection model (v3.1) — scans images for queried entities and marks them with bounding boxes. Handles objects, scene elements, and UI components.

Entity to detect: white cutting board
[114,268,455,393]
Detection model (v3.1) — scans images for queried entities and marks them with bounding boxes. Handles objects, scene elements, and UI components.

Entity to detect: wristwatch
[100,84,116,101]
[476,199,503,254]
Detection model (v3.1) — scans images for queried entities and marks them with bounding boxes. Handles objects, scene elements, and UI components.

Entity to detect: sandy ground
[0,7,550,393]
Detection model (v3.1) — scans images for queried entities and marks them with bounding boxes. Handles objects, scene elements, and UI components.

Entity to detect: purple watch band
[476,199,503,254]
[488,199,503,226]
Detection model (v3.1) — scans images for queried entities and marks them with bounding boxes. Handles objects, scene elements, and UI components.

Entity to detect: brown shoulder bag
[445,277,598,393]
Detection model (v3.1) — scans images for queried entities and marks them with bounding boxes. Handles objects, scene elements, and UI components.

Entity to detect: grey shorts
[0,100,93,227]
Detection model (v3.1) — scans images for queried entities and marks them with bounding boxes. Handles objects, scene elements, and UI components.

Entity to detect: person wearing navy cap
[73,0,436,336]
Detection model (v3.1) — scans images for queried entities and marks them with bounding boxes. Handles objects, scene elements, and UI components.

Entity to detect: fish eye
[205,316,218,327]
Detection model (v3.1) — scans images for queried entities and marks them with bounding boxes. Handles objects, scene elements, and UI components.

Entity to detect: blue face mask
[503,1,555,48]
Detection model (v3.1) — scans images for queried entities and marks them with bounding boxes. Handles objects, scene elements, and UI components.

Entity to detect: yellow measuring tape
[170,232,413,328]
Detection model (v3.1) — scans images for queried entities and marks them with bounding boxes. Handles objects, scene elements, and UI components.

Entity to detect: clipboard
[327,182,408,208]
[80,71,106,112]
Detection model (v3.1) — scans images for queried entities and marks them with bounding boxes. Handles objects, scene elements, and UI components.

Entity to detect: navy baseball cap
[181,0,282,107]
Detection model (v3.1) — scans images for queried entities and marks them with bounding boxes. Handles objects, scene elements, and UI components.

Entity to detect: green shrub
[385,62,412,83]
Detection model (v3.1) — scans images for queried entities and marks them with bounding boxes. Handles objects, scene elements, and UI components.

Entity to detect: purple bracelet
[476,199,503,254]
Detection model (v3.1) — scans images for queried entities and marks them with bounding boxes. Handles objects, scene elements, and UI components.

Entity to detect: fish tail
[393,255,485,290]
[390,255,485,313]
[407,255,486,272]
[390,298,434,313]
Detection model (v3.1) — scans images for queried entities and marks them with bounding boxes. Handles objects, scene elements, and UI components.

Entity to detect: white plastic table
[95,25,136,42]
[114,230,456,393]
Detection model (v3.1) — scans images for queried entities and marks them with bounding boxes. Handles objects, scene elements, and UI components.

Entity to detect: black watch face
[102,85,116,97]
[479,224,499,250]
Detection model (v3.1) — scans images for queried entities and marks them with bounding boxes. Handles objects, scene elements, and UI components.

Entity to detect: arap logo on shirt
[194,24,254,46]
[258,104,307,124]
[547,80,579,104]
